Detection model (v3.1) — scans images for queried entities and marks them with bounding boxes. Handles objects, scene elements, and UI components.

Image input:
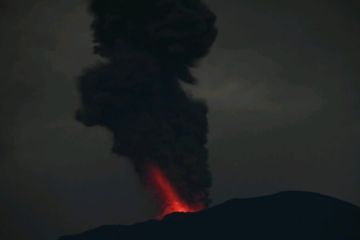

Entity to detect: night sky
[0,0,359,240]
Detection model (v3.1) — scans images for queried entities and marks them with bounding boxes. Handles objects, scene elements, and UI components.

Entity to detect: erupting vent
[147,164,205,218]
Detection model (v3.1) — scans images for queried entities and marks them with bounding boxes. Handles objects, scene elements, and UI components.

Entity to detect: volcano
[58,191,360,240]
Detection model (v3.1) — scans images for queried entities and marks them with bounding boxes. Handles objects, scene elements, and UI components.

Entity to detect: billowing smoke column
[76,0,217,215]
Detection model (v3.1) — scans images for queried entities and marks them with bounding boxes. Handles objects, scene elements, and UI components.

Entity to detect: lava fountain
[146,164,205,218]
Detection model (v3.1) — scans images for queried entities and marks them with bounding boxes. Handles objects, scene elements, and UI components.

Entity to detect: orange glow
[147,164,205,218]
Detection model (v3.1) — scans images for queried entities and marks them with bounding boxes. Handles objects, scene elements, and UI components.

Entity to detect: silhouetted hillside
[59,191,360,240]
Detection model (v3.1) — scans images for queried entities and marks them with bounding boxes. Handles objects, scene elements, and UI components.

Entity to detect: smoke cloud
[76,0,217,207]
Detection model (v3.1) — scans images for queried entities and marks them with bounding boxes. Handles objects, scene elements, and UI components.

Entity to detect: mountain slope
[59,191,360,240]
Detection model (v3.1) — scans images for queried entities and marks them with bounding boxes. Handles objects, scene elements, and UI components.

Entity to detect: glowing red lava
[147,164,205,218]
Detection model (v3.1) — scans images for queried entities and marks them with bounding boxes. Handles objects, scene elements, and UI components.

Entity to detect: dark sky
[0,0,359,239]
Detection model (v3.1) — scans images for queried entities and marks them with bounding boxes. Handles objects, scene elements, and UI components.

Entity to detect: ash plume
[76,0,217,207]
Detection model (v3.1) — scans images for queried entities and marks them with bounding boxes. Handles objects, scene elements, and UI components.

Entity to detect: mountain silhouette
[59,191,360,240]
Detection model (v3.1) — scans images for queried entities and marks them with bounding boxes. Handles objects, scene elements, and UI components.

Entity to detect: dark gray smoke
[76,0,217,207]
